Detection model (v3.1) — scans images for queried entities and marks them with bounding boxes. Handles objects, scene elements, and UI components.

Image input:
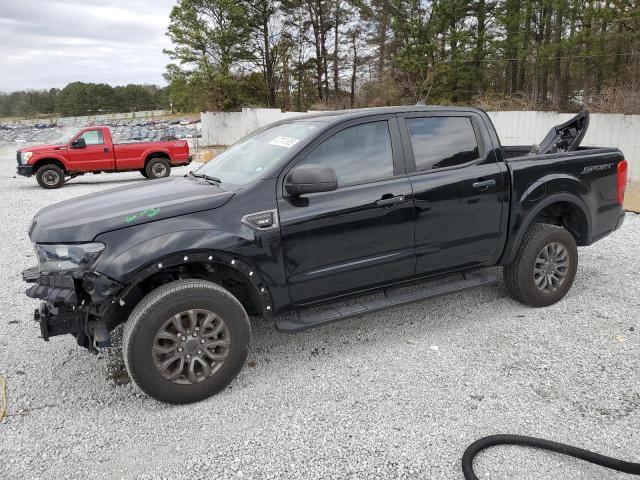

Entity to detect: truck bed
[112,139,190,169]
[112,139,184,147]
[502,145,618,161]
[503,144,625,253]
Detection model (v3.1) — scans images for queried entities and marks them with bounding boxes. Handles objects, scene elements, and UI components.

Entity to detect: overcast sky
[0,0,177,92]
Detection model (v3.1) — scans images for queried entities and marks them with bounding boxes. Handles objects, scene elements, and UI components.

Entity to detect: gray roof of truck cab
[288,105,484,125]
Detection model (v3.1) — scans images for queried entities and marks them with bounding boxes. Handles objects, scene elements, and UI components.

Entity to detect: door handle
[103,147,109,153]
[376,195,406,207]
[472,179,496,190]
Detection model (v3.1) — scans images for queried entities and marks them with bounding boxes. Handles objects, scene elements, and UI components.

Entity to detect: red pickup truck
[16,126,192,189]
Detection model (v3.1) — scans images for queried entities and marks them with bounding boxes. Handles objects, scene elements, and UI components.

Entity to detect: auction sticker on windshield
[269,136,300,148]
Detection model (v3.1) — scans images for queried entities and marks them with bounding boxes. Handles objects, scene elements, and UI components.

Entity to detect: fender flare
[113,250,274,315]
[499,193,592,265]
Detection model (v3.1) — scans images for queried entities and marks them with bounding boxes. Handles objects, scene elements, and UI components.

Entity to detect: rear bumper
[179,155,193,166]
[590,210,626,244]
[17,165,34,177]
[615,210,626,230]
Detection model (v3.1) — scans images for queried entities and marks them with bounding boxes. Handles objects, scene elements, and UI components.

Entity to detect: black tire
[35,164,65,189]
[140,169,149,178]
[122,279,250,404]
[145,158,171,179]
[503,223,578,307]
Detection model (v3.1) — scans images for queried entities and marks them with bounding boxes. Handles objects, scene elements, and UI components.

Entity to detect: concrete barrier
[200,108,312,146]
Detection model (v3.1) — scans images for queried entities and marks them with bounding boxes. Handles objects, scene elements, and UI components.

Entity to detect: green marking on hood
[125,207,161,224]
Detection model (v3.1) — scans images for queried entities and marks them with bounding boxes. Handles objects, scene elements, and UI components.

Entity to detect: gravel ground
[0,156,638,480]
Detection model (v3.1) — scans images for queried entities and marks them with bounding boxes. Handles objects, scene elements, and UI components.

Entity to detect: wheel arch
[114,250,274,321]
[144,150,171,167]
[32,157,68,173]
[500,193,591,265]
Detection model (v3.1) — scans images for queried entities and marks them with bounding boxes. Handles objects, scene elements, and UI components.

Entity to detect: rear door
[398,112,507,275]
[277,116,415,304]
[67,129,114,171]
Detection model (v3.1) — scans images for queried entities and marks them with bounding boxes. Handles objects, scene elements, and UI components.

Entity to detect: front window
[78,129,104,145]
[195,121,321,186]
[300,121,394,186]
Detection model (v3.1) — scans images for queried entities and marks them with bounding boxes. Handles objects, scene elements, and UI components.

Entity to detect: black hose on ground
[462,434,640,480]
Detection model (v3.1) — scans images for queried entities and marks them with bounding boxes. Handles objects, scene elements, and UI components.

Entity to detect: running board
[275,272,498,333]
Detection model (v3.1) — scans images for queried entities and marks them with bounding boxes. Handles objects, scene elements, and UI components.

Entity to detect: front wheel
[122,280,250,404]
[503,223,578,307]
[145,158,171,180]
[35,164,65,189]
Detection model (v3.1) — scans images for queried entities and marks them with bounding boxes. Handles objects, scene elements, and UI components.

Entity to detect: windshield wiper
[190,172,222,184]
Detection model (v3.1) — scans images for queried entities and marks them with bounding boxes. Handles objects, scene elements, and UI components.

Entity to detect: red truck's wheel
[35,164,65,189]
[146,158,171,179]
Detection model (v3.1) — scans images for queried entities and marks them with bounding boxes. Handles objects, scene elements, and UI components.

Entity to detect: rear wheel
[140,169,149,178]
[145,158,171,180]
[35,164,65,189]
[122,280,250,404]
[503,223,578,307]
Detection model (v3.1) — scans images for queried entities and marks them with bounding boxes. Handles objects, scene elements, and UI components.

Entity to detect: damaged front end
[22,243,123,352]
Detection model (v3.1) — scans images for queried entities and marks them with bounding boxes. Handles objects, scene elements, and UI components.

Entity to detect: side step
[275,272,498,333]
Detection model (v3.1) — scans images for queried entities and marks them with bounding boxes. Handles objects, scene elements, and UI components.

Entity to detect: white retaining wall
[200,108,312,146]
[200,108,640,177]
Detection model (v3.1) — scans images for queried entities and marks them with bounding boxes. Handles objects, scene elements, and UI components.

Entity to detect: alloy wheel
[533,242,570,293]
[152,309,230,385]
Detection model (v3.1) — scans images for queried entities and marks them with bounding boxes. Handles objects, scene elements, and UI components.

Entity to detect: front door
[278,117,415,304]
[398,112,507,276]
[67,129,114,171]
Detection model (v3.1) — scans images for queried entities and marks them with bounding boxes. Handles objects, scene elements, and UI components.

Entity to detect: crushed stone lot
[0,158,639,479]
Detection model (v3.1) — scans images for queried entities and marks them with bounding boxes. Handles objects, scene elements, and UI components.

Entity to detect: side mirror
[71,137,86,149]
[285,164,337,196]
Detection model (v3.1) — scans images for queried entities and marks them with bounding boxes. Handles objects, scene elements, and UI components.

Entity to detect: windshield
[55,129,81,145]
[194,121,321,186]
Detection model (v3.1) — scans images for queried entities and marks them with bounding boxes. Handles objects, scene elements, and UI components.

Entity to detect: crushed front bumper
[24,271,78,304]
[23,266,123,350]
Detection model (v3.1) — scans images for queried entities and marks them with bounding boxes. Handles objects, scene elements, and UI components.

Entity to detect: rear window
[406,117,479,171]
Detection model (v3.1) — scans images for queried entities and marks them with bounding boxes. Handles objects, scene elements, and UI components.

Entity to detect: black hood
[29,176,235,243]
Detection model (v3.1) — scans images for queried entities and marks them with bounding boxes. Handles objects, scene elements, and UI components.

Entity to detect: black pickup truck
[22,106,628,404]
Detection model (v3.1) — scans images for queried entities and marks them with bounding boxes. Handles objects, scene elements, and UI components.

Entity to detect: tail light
[617,159,628,205]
